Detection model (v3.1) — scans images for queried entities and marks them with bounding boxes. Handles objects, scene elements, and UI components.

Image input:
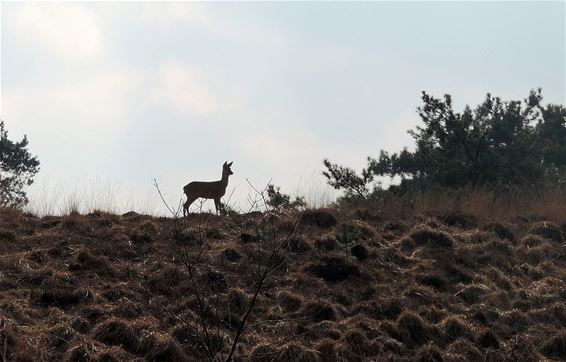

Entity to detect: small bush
[288,237,312,253]
[0,229,15,241]
[315,238,337,251]
[351,244,369,261]
[205,227,224,239]
[396,311,431,346]
[240,232,258,243]
[440,212,478,228]
[45,324,76,353]
[200,270,226,292]
[301,301,337,322]
[418,274,446,290]
[540,332,566,359]
[130,221,158,243]
[228,289,247,315]
[173,229,200,245]
[69,247,115,277]
[457,286,485,304]
[300,210,337,228]
[147,264,187,295]
[315,338,337,362]
[477,329,499,349]
[446,339,482,360]
[346,329,371,349]
[91,318,139,353]
[251,344,278,362]
[382,221,407,233]
[219,248,241,262]
[277,342,317,361]
[305,256,359,282]
[399,237,417,251]
[416,343,444,362]
[441,316,471,341]
[484,222,515,242]
[63,341,92,362]
[71,316,90,333]
[139,331,188,361]
[278,291,302,312]
[37,288,81,308]
[336,223,373,245]
[521,234,546,247]
[266,184,305,210]
[530,221,564,243]
[410,227,454,248]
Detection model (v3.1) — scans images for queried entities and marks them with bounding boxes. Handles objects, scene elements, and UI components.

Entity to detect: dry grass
[0,195,565,360]
[351,184,566,223]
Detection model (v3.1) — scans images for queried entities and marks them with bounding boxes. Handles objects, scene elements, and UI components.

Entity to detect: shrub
[37,288,81,308]
[277,342,317,361]
[540,332,566,359]
[418,274,446,290]
[441,317,471,341]
[278,291,302,312]
[130,221,159,244]
[0,229,16,242]
[300,210,337,228]
[266,184,305,210]
[477,329,499,349]
[521,234,546,247]
[288,237,312,253]
[440,212,477,228]
[410,227,454,248]
[314,238,337,251]
[315,338,337,362]
[351,244,369,261]
[305,256,359,282]
[91,318,139,353]
[219,247,241,262]
[396,311,431,346]
[530,222,564,243]
[416,343,444,362]
[228,289,247,315]
[484,222,515,242]
[301,301,337,322]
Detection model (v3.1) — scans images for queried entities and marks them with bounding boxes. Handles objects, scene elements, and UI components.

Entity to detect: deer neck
[221,173,230,187]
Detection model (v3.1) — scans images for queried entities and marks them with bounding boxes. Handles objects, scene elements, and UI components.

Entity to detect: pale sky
[1,1,565,214]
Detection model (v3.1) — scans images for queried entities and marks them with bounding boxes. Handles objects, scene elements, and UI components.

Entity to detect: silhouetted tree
[0,120,40,208]
[324,89,566,196]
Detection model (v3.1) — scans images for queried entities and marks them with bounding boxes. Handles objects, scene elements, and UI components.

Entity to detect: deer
[183,161,233,216]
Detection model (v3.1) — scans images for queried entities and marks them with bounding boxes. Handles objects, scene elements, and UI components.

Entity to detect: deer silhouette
[183,161,233,216]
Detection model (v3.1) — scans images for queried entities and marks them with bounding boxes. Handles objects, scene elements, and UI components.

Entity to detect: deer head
[223,161,234,176]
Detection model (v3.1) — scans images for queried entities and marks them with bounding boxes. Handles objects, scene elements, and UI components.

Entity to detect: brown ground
[0,206,565,361]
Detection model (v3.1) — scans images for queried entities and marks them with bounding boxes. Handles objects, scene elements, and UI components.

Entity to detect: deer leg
[214,198,222,215]
[184,195,197,217]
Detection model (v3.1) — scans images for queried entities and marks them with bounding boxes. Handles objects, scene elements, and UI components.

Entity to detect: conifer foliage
[0,120,40,208]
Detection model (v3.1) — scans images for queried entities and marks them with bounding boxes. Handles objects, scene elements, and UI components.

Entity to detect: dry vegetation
[1,190,566,361]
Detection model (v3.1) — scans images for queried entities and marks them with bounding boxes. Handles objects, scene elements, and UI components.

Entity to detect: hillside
[0,206,565,361]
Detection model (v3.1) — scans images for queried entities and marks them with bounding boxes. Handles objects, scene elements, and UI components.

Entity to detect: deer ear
[223,161,227,166]
[228,161,233,167]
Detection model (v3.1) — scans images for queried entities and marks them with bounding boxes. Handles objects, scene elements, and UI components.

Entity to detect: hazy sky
[1,1,565,214]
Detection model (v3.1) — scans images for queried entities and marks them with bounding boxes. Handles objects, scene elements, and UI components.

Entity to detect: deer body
[183,161,233,216]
